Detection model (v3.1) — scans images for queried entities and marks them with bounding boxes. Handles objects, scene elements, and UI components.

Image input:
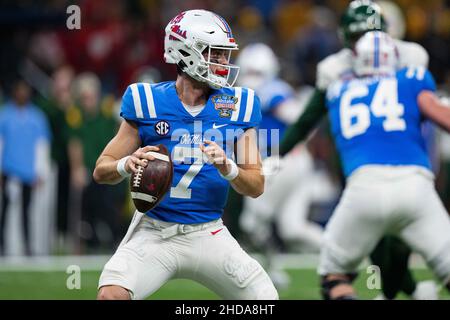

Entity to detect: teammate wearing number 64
[92,9,278,300]
[317,31,450,300]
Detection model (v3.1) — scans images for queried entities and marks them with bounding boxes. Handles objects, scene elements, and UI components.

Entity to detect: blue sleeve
[35,108,51,141]
[403,67,437,96]
[120,85,139,122]
[417,69,436,93]
[41,114,51,141]
[0,109,5,138]
[267,94,290,111]
[246,93,262,129]
[261,79,294,112]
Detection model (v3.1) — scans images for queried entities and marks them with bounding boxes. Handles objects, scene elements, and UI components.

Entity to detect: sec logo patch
[155,120,170,136]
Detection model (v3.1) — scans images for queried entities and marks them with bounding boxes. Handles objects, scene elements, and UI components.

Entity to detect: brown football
[130,144,173,212]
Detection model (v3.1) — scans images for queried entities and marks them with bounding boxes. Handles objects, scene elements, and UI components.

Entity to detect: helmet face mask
[196,45,240,89]
[164,10,240,89]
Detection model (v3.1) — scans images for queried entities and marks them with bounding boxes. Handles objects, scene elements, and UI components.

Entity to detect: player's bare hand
[127,145,160,173]
[200,140,231,176]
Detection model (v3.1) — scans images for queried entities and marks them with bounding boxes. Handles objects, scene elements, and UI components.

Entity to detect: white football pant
[99,212,279,300]
[240,147,336,251]
[319,165,450,284]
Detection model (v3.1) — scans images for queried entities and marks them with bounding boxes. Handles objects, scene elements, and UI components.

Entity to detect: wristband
[219,158,239,181]
[117,156,131,178]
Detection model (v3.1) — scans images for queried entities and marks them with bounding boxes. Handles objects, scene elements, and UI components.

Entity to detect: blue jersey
[257,78,294,157]
[0,102,51,184]
[120,81,261,224]
[326,67,436,177]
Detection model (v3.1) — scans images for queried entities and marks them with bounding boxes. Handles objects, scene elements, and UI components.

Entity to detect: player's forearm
[93,156,125,185]
[280,89,327,156]
[230,167,264,198]
[93,120,144,185]
[418,91,450,132]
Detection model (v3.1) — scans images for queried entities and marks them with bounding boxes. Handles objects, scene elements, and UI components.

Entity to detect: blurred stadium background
[0,0,449,299]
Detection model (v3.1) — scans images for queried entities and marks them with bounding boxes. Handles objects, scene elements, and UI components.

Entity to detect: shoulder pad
[395,39,429,68]
[121,82,157,121]
[316,49,352,90]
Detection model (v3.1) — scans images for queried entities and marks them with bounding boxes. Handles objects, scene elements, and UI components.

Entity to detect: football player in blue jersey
[281,0,439,300]
[235,43,300,158]
[92,9,278,300]
[236,43,328,289]
[319,31,450,300]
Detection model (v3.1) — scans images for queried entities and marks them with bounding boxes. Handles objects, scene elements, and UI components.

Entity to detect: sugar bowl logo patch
[212,94,237,118]
[155,120,170,136]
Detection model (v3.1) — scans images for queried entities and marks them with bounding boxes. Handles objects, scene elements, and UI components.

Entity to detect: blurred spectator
[234,6,273,47]
[58,0,127,93]
[35,65,76,251]
[28,30,66,73]
[272,0,314,45]
[286,6,340,86]
[377,0,407,40]
[133,66,161,85]
[0,80,51,256]
[116,17,166,92]
[68,72,125,253]
[244,0,280,23]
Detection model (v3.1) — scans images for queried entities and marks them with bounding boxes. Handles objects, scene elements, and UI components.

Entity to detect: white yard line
[0,255,110,272]
[0,253,429,272]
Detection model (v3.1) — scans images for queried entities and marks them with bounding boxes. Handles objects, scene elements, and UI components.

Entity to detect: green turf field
[0,268,448,300]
